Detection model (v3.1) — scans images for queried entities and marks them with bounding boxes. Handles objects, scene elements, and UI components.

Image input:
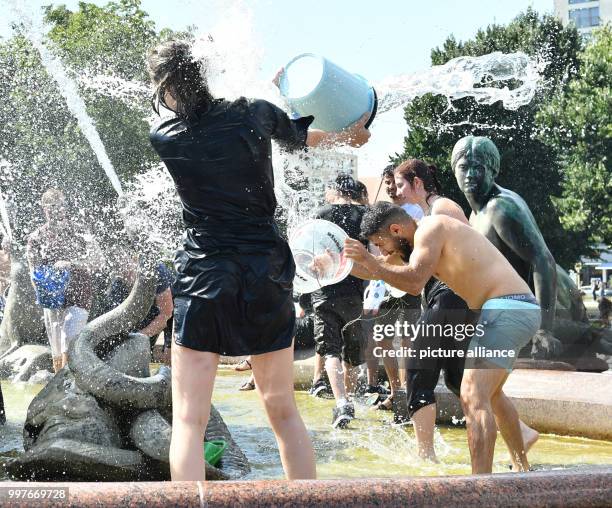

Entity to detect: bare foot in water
[520,421,539,453]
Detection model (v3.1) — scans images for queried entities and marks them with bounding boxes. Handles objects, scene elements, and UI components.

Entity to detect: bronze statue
[451,136,612,365]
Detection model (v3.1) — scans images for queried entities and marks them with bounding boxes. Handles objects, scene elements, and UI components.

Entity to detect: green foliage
[398,9,584,267]
[536,25,612,248]
[45,0,156,79]
[0,1,169,243]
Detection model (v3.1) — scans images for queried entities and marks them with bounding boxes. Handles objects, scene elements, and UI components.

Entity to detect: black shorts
[406,285,474,418]
[172,239,295,356]
[313,295,364,366]
[294,314,314,350]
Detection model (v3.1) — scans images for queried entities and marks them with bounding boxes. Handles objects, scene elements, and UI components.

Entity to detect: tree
[536,25,612,249]
[398,9,583,267]
[0,1,168,245]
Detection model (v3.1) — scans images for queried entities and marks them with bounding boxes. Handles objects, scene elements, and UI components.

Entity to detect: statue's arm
[489,199,557,332]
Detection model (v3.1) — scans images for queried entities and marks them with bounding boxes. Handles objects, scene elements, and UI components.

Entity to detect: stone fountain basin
[1,468,611,507]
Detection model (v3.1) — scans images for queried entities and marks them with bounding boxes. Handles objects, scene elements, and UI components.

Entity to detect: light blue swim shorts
[467,293,541,370]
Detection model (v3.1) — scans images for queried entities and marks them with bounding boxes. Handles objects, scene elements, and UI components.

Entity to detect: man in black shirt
[311,175,366,429]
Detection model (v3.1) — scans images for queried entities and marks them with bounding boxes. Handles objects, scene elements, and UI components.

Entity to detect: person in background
[311,180,367,400]
[592,281,599,302]
[234,356,252,372]
[101,251,174,349]
[26,189,98,373]
[360,279,391,396]
[382,164,423,220]
[235,355,255,391]
[352,180,392,397]
[394,159,475,459]
[367,164,422,411]
[310,175,367,428]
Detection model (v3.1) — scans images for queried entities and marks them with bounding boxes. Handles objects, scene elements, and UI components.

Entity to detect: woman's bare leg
[343,361,358,394]
[411,404,438,461]
[312,353,325,383]
[251,345,316,479]
[380,339,401,396]
[52,356,63,373]
[169,343,219,480]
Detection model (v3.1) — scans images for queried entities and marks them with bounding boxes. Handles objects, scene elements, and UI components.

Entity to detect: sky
[3,0,554,78]
[1,0,556,176]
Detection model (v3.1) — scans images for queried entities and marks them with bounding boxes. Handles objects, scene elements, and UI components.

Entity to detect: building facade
[554,0,612,35]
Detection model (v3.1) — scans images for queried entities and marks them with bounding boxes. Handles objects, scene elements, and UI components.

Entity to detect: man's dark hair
[360,202,413,239]
[382,164,395,178]
[328,173,360,200]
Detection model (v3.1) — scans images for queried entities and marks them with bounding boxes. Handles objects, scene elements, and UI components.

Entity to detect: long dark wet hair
[394,158,442,206]
[147,39,214,120]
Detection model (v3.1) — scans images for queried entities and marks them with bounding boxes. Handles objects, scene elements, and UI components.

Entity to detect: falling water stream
[6,1,123,196]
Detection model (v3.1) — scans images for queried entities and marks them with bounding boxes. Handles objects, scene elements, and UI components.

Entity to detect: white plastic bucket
[279,53,377,132]
[289,219,353,293]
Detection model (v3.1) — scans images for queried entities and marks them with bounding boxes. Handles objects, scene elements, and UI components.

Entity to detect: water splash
[0,191,12,242]
[4,0,545,254]
[375,51,540,114]
[78,72,150,109]
[117,165,182,256]
[7,1,123,195]
[189,1,272,103]
[0,160,13,241]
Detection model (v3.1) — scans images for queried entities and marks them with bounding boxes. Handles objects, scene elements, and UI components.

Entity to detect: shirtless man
[393,158,538,462]
[344,202,540,473]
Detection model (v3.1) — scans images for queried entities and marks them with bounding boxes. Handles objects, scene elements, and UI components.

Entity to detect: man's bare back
[420,215,531,308]
[346,214,532,310]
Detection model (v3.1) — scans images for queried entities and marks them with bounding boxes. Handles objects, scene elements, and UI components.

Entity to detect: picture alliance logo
[372,322,486,342]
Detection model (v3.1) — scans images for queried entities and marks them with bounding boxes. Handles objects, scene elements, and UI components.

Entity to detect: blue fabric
[401,203,424,221]
[155,263,175,294]
[32,265,69,309]
[482,295,539,311]
[468,298,541,370]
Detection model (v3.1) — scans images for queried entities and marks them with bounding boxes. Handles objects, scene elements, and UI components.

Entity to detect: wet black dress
[150,98,313,355]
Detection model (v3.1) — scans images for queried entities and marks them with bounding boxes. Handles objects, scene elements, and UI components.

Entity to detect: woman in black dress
[147,40,370,480]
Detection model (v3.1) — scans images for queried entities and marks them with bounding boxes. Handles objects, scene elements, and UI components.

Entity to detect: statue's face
[453,153,495,198]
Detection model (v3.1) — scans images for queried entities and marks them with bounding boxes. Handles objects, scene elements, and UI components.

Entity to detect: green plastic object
[204,440,227,467]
